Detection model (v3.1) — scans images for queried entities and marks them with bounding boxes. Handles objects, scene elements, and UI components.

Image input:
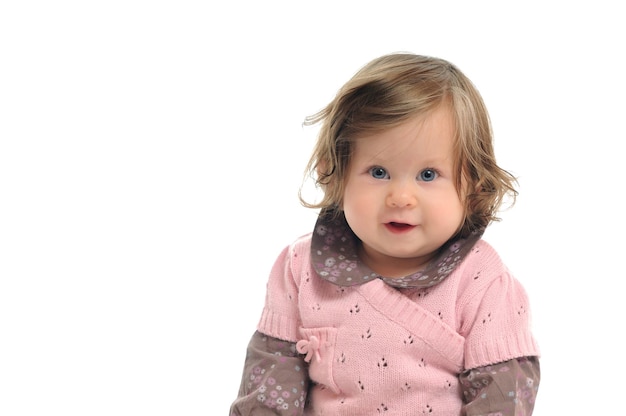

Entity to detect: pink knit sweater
[257,232,539,415]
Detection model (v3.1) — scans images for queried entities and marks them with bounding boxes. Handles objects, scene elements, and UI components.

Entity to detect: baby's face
[341,106,464,278]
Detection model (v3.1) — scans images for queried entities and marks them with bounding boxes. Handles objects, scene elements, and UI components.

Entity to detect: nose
[386,180,417,208]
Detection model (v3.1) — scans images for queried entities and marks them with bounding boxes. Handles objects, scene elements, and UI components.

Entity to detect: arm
[230,331,309,416]
[459,356,540,416]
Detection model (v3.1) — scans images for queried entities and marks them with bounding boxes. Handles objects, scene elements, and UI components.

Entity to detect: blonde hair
[299,53,517,237]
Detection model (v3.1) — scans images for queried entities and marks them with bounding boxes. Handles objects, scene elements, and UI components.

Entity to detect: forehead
[352,106,456,162]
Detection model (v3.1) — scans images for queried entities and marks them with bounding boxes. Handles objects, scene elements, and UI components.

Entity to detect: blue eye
[369,167,389,179]
[419,169,437,182]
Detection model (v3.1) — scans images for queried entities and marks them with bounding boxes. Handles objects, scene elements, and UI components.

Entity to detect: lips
[385,222,416,233]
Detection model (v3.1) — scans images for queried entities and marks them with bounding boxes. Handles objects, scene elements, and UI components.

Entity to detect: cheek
[448,198,466,227]
[427,189,464,219]
[342,183,374,214]
[342,189,362,213]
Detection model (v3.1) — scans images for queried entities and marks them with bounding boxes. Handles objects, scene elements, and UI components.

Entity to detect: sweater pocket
[296,327,340,394]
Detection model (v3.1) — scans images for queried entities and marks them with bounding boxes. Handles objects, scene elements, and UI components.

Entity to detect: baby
[230,52,540,415]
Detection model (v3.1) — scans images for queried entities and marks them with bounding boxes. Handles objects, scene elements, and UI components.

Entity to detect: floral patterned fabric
[460,356,540,415]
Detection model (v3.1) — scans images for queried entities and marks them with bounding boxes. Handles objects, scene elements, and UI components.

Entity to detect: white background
[1,1,624,415]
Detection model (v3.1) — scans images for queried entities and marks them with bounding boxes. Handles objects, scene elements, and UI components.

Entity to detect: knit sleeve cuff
[464,330,540,370]
[258,307,300,343]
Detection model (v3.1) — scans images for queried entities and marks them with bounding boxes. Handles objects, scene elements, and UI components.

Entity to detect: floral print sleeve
[230,331,309,416]
[460,356,540,416]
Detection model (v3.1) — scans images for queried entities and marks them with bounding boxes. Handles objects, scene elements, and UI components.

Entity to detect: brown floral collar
[310,211,483,288]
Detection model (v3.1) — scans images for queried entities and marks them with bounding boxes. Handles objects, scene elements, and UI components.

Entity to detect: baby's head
[301,53,517,237]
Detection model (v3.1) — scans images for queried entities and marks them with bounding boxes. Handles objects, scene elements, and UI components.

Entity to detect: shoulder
[471,239,503,261]
[450,238,514,300]
[460,239,508,278]
[267,232,313,284]
[271,232,312,263]
[457,240,540,367]
[291,232,313,252]
[454,239,534,322]
[287,232,313,265]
